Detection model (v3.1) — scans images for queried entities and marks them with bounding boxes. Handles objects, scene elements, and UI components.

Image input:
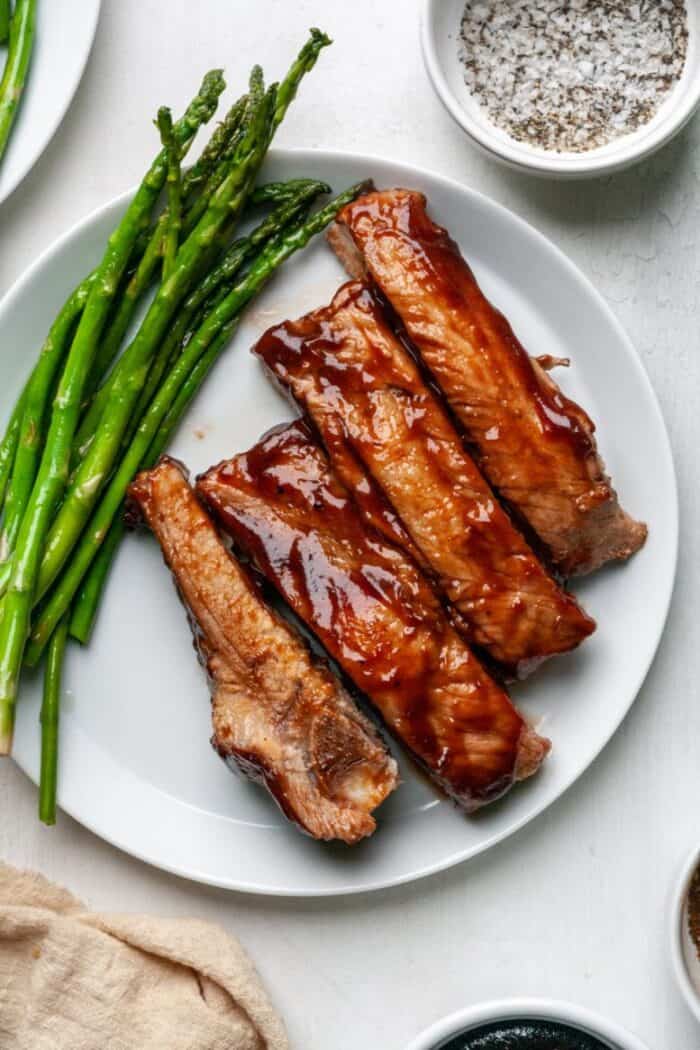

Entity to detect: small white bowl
[404,999,651,1050]
[670,843,700,1024]
[421,0,700,178]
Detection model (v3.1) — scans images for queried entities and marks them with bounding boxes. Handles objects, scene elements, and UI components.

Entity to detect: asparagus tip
[154,105,173,134]
[309,27,332,47]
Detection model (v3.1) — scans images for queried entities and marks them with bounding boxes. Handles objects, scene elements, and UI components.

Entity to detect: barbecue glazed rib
[128,457,398,844]
[197,421,550,812]
[331,188,648,577]
[252,280,595,678]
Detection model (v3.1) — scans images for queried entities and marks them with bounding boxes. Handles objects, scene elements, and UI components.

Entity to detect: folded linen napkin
[0,863,288,1050]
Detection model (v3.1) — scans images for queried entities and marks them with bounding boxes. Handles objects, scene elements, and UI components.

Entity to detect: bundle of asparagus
[0,0,36,164]
[0,28,368,823]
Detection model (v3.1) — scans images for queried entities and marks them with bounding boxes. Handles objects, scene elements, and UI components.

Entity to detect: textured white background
[0,2,698,1047]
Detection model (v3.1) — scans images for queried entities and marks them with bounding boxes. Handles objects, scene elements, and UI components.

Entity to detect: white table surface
[1,2,698,1047]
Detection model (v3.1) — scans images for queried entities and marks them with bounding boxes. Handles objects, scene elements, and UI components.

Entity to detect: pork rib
[128,457,398,844]
[197,422,550,812]
[332,188,647,577]
[253,280,595,678]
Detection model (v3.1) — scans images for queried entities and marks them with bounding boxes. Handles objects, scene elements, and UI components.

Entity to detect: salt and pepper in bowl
[421,0,700,177]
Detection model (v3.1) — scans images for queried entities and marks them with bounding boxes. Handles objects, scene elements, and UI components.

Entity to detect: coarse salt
[458,0,688,153]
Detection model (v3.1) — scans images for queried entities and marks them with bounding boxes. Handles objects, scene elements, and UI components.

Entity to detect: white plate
[2,149,677,896]
[0,0,102,206]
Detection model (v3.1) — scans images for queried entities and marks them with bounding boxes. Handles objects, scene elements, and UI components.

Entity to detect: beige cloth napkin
[0,863,288,1050]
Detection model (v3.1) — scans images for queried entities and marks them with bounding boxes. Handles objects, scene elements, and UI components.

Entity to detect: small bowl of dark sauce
[670,843,700,1023]
[405,1000,651,1050]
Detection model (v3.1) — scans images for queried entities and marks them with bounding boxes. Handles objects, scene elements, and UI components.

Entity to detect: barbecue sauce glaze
[198,421,548,810]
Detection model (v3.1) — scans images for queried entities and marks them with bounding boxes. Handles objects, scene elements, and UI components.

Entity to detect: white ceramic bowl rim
[669,843,700,1024]
[403,999,651,1050]
[420,0,700,177]
[0,1,102,206]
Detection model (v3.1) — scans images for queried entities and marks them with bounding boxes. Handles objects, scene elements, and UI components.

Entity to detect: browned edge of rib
[128,455,398,844]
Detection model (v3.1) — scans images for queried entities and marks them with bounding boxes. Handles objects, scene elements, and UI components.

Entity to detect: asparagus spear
[32,83,276,609]
[67,182,330,642]
[74,180,318,463]
[0,229,153,516]
[0,0,36,163]
[271,28,331,132]
[123,179,329,434]
[178,83,260,238]
[38,615,68,825]
[0,0,11,47]
[73,69,270,467]
[161,27,330,255]
[0,394,24,511]
[250,178,327,205]
[156,107,182,281]
[0,70,226,751]
[26,183,370,660]
[0,74,225,599]
[76,27,331,450]
[179,93,248,201]
[0,280,92,580]
[83,95,250,395]
[68,516,124,644]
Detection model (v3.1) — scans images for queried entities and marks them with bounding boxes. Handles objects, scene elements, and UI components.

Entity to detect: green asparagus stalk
[73,69,270,466]
[68,324,232,649]
[0,280,92,581]
[81,95,238,401]
[67,322,226,648]
[178,74,263,239]
[250,178,327,205]
[0,72,225,596]
[26,183,369,661]
[271,28,331,132]
[81,95,242,400]
[67,182,329,642]
[179,93,248,201]
[1,231,150,513]
[126,179,329,428]
[0,394,25,511]
[84,179,327,460]
[156,107,182,281]
[0,70,227,751]
[38,615,69,825]
[163,26,329,251]
[76,27,331,450]
[32,85,276,609]
[67,516,124,644]
[144,324,233,466]
[0,0,36,163]
[0,0,11,46]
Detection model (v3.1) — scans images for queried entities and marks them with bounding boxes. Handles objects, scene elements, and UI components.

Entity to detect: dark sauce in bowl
[439,1020,610,1050]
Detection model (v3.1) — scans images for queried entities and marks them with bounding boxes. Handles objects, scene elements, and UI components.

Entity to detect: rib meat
[197,421,550,812]
[252,280,595,678]
[332,188,648,577]
[128,456,398,844]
